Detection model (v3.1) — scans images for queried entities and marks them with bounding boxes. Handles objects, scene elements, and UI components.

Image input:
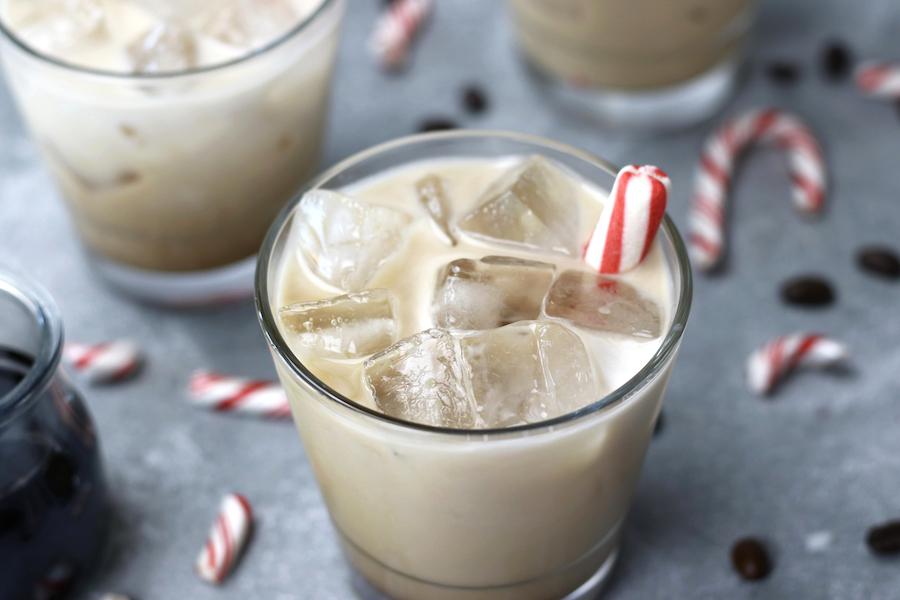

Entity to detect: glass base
[89,252,257,307]
[349,546,619,600]
[529,58,739,132]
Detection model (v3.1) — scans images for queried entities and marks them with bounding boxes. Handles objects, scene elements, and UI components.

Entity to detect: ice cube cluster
[280,156,664,429]
[4,0,309,73]
[366,322,597,429]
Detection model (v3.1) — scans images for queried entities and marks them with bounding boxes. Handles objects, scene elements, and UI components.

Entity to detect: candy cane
[195,493,253,584]
[854,61,900,99]
[689,108,827,271]
[189,371,291,419]
[584,165,670,274]
[369,0,435,70]
[746,333,849,395]
[62,340,142,384]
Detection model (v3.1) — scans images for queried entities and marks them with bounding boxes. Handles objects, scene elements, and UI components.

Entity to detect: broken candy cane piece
[188,370,291,419]
[62,340,142,384]
[195,493,254,584]
[369,0,435,70]
[746,333,849,396]
[854,61,900,99]
[583,165,670,274]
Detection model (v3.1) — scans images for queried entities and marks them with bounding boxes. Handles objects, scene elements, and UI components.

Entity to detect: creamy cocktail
[0,0,344,304]
[506,0,757,129]
[257,132,692,600]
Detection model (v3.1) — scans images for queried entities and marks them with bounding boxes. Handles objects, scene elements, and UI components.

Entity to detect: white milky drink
[0,0,345,303]
[258,132,692,600]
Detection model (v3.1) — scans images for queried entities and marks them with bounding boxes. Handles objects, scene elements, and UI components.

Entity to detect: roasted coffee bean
[766,61,802,85]
[781,276,835,306]
[822,41,852,80]
[731,538,771,580]
[45,451,77,502]
[866,520,900,555]
[462,85,488,114]
[857,247,900,279]
[418,118,458,133]
[653,410,664,436]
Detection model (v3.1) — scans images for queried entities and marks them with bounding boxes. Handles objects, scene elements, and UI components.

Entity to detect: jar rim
[0,270,63,426]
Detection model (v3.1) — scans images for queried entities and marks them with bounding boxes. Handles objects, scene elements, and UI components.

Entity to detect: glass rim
[0,0,338,80]
[0,270,63,426]
[255,129,693,438]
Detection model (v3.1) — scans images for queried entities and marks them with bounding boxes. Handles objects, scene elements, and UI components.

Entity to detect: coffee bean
[781,276,835,306]
[857,247,900,279]
[766,61,802,85]
[418,118,458,133]
[866,520,900,555]
[731,538,771,580]
[822,41,852,81]
[462,85,488,114]
[45,451,77,502]
[653,410,664,436]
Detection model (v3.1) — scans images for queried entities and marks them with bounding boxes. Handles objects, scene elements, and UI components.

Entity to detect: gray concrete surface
[1,0,899,598]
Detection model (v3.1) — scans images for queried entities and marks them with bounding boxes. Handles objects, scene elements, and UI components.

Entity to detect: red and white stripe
[189,371,291,419]
[746,333,849,396]
[62,340,141,384]
[584,165,670,274]
[369,0,435,70]
[854,61,900,99]
[689,108,827,271]
[195,493,253,584]
[32,560,75,600]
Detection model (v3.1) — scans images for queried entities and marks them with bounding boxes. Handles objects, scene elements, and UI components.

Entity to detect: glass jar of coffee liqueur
[0,270,110,599]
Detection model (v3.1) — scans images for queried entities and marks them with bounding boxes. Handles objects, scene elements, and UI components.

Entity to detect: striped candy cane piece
[195,493,253,584]
[63,341,142,384]
[584,165,670,274]
[689,108,827,271]
[369,0,435,70]
[746,333,849,396]
[854,61,900,99]
[189,371,291,419]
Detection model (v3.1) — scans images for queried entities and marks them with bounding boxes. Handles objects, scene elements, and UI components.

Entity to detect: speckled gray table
[1,0,899,598]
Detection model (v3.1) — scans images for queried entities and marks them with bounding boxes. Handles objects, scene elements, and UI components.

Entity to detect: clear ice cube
[295,190,415,292]
[460,321,598,428]
[415,174,456,245]
[543,270,662,338]
[433,256,556,330]
[364,329,479,428]
[458,156,580,256]
[12,0,107,54]
[203,0,297,48]
[279,289,397,359]
[128,19,197,73]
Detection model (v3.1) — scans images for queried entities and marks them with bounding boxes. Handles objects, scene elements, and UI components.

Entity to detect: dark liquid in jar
[0,347,109,600]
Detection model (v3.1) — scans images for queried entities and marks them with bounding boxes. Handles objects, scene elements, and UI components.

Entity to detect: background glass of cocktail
[0,0,345,305]
[506,0,758,130]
